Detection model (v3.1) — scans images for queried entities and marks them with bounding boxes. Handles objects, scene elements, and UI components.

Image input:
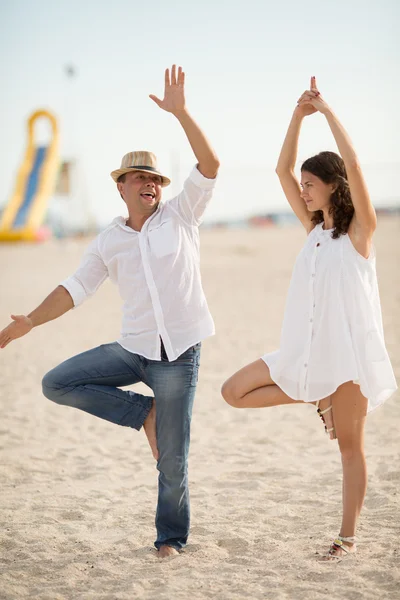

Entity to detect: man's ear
[117,183,124,201]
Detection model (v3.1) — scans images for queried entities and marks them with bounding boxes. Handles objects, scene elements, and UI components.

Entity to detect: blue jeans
[42,341,201,550]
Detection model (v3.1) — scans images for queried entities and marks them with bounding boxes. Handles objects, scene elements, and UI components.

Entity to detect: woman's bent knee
[221,379,241,408]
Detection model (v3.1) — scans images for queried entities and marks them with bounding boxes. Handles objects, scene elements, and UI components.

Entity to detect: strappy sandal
[316,401,336,440]
[323,535,357,561]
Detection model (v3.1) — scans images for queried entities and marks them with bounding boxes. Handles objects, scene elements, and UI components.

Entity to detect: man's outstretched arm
[149,64,220,179]
[1,236,109,349]
[0,286,73,349]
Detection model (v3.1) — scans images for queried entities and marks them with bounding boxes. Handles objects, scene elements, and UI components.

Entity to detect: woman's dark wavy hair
[301,151,354,239]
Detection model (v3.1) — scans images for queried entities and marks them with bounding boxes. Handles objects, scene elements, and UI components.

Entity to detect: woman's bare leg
[221,360,299,408]
[323,381,368,559]
[222,360,334,442]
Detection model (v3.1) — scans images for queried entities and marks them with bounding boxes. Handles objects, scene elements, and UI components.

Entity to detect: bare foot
[143,400,159,460]
[158,545,179,559]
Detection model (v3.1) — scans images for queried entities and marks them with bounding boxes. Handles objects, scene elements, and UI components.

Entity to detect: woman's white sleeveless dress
[262,223,397,411]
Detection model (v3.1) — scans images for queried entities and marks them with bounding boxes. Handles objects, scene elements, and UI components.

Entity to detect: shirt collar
[112,202,163,232]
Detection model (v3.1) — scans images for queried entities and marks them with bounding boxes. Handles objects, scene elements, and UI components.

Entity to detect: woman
[221,77,397,560]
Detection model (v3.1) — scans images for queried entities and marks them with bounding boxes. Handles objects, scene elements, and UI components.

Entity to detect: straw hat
[110,151,171,187]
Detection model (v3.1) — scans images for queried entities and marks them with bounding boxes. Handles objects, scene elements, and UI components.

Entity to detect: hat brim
[110,167,171,187]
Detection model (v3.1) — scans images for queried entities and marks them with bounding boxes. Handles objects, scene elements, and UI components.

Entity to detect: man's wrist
[26,314,36,328]
[173,107,190,121]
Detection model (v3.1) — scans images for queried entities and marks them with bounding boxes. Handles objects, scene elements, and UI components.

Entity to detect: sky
[1,0,399,227]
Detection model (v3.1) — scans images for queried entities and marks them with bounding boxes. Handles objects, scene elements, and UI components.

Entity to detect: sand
[0,218,399,600]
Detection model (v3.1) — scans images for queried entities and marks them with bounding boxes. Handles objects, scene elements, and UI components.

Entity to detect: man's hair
[117,173,126,184]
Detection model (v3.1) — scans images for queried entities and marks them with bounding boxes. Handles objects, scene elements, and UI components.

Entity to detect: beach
[1,217,399,600]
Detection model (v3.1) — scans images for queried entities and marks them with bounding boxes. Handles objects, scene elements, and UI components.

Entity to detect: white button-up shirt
[60,166,217,361]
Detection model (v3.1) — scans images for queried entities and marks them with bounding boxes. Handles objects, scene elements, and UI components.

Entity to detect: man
[0,65,219,558]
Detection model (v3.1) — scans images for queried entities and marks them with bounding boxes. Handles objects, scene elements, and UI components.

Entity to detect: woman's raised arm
[298,78,377,245]
[275,78,318,232]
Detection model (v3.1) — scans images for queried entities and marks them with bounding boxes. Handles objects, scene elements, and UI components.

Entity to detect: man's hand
[150,65,219,179]
[0,315,33,348]
[149,64,186,116]
[0,286,74,349]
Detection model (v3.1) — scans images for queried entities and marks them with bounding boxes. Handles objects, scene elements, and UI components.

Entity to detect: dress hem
[260,354,396,412]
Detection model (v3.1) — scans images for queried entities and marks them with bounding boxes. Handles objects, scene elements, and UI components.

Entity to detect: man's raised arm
[149,65,220,179]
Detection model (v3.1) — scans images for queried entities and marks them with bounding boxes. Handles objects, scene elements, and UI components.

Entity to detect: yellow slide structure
[0,110,59,242]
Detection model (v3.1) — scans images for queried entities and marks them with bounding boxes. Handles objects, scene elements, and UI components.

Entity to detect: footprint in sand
[216,537,249,556]
[59,510,85,521]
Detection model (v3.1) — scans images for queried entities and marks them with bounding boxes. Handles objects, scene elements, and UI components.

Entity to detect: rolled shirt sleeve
[60,238,109,307]
[168,165,217,226]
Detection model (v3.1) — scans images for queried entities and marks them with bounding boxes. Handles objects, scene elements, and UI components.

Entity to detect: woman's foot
[320,536,357,561]
[316,398,336,440]
[143,400,159,460]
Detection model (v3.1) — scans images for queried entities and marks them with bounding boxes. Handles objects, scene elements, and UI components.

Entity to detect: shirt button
[316,243,320,247]
[311,274,315,278]
[310,318,313,322]
[304,363,308,368]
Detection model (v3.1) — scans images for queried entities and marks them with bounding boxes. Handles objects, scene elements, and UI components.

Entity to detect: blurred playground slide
[0,110,59,242]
